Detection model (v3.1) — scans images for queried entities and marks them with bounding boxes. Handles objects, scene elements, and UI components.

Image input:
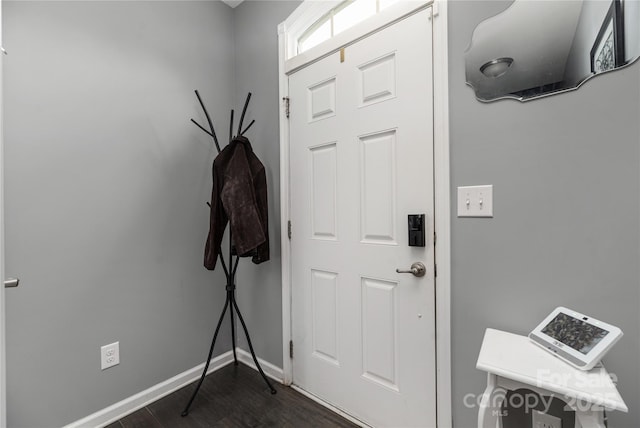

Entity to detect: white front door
[289,8,436,427]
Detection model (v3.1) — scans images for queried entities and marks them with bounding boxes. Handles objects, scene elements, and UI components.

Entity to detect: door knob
[4,278,20,288]
[396,262,426,277]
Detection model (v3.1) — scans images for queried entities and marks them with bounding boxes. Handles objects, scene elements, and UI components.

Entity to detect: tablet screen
[541,313,609,354]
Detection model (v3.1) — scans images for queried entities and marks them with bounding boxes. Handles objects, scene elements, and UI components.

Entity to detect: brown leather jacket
[204,136,269,270]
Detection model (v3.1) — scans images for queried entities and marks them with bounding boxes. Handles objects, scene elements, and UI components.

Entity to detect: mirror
[465,0,640,102]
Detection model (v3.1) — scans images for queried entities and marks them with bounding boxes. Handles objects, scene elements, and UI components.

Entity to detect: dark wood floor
[106,363,359,427]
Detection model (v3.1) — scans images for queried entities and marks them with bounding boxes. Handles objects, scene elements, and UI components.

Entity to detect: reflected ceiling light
[480,57,514,78]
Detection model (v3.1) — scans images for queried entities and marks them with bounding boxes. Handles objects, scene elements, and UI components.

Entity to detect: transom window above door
[297,0,402,53]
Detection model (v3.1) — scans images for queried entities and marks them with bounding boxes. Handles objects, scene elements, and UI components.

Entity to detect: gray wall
[3,1,234,426]
[450,2,640,427]
[232,0,301,367]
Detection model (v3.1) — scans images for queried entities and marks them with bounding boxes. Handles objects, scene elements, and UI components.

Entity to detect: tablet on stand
[529,306,623,371]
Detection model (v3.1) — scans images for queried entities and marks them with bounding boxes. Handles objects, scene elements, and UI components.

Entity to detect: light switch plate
[457,185,493,217]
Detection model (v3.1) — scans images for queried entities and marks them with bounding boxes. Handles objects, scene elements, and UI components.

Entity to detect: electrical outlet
[532,410,562,428]
[101,342,120,370]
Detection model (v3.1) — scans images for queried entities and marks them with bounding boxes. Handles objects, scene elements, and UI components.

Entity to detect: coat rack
[181,90,277,418]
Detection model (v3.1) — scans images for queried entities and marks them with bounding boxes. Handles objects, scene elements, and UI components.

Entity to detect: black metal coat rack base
[181,90,277,418]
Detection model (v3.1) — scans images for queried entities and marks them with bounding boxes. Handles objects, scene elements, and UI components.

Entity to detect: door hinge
[288,220,292,240]
[433,232,437,246]
[283,96,290,118]
[434,264,437,278]
[289,340,294,358]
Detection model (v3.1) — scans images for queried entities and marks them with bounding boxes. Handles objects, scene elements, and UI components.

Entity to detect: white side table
[476,329,627,428]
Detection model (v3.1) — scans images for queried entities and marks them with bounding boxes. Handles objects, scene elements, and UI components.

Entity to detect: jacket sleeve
[252,164,269,264]
[220,144,266,256]
[204,159,227,270]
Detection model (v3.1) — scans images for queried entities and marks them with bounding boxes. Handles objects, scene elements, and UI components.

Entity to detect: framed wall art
[591,0,625,73]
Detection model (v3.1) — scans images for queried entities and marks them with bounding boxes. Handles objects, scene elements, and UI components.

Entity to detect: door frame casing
[277,2,451,426]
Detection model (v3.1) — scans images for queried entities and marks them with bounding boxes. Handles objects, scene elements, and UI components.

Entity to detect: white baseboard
[64,349,284,428]
[235,347,284,384]
[64,351,235,428]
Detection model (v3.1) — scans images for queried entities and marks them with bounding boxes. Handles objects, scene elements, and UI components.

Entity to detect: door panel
[310,143,338,240]
[290,8,435,427]
[360,129,397,244]
[361,276,399,391]
[311,269,339,364]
